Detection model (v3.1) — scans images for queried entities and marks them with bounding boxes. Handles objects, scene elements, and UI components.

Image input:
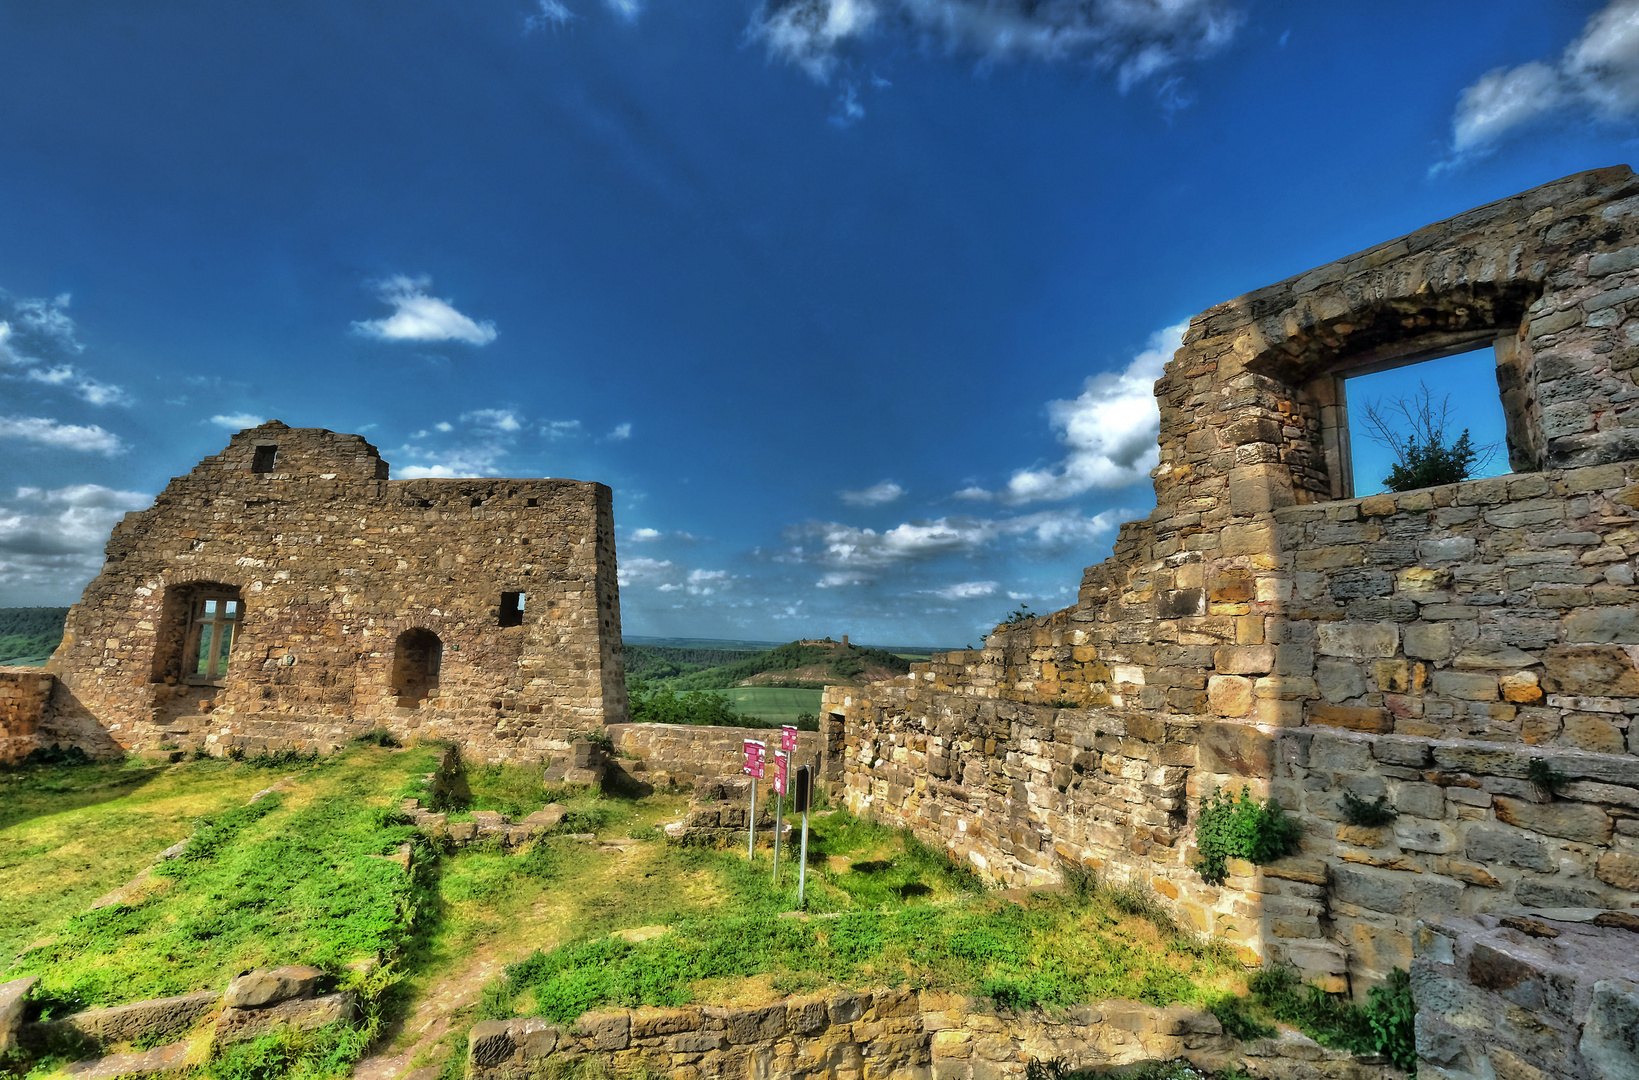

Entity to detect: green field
[725,686,822,724]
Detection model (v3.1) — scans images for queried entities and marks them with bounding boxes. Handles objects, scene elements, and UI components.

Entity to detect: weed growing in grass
[245,747,322,770]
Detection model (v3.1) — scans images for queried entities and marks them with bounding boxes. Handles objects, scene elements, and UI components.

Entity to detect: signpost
[743,739,765,861]
[793,764,812,907]
[771,750,788,884]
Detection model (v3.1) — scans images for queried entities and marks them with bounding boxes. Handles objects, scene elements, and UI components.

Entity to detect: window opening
[526,498,538,507]
[187,592,241,684]
[1342,347,1509,499]
[392,628,443,707]
[500,591,526,627]
[251,445,278,473]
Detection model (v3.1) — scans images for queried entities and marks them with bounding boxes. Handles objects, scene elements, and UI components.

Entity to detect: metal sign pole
[798,803,810,907]
[772,777,783,885]
[748,777,757,861]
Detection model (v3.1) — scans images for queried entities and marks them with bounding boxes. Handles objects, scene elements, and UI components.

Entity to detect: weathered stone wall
[467,990,1402,1080]
[0,667,51,763]
[1411,912,1639,1080]
[608,722,824,787]
[46,422,628,762]
[827,166,1639,998]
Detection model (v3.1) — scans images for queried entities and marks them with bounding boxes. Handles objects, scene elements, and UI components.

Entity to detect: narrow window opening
[392,629,443,707]
[499,591,526,627]
[251,445,278,473]
[526,498,538,508]
[1339,347,1510,499]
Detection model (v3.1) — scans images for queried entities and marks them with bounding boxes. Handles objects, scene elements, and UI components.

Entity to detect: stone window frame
[184,590,243,686]
[251,444,278,473]
[1302,327,1531,502]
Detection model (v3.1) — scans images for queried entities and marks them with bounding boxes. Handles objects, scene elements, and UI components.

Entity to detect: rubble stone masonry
[34,421,627,762]
[824,167,1639,1004]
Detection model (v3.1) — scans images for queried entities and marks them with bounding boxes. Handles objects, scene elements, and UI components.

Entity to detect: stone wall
[466,990,1402,1080]
[608,722,824,787]
[825,167,1639,998]
[0,667,51,764]
[43,421,628,763]
[1411,912,1639,1080]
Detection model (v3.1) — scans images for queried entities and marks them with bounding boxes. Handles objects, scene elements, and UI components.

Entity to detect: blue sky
[1,1,1636,646]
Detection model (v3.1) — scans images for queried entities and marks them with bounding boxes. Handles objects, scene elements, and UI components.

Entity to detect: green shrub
[1192,786,1301,885]
[353,728,402,748]
[1339,791,1396,827]
[1364,967,1417,1073]
[15,743,92,768]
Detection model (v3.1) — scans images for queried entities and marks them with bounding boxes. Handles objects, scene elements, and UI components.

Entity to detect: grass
[722,687,822,725]
[4,745,440,1009]
[481,810,1247,1027]
[0,756,279,967]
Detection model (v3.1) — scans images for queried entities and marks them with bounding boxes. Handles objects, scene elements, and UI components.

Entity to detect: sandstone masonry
[823,167,1639,1007]
[30,422,627,762]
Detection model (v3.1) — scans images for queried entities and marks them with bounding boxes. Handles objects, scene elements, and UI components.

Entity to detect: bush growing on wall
[1192,786,1302,885]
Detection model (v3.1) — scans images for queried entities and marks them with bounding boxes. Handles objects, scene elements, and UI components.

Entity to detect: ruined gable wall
[48,422,627,762]
[828,166,1639,996]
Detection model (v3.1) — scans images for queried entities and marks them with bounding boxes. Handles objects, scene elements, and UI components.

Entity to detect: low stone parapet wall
[1411,912,1639,1080]
[466,990,1404,1080]
[606,722,824,787]
[0,667,53,764]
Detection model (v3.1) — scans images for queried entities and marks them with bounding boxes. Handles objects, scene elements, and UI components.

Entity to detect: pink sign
[781,725,799,753]
[743,739,765,778]
[774,751,789,795]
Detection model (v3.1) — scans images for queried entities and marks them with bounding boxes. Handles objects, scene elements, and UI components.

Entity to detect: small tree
[1360,381,1493,492]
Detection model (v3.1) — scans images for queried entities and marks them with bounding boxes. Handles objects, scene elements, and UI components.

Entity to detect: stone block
[1395,782,1446,819]
[1542,645,1639,695]
[1207,675,1253,717]
[1595,851,1639,892]
[1331,866,1419,915]
[224,965,323,1009]
[576,1010,631,1051]
[1581,979,1639,1080]
[1563,714,1627,754]
[1430,670,1499,701]
[1565,607,1639,644]
[216,992,354,1043]
[467,1020,516,1068]
[1306,703,1393,734]
[1494,797,1613,844]
[1318,622,1397,659]
[1315,660,1367,703]
[0,977,37,1053]
[1196,722,1272,776]
[1214,645,1274,675]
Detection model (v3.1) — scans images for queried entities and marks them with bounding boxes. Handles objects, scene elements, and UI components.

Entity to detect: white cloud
[24,364,129,406]
[435,421,453,433]
[618,556,677,587]
[463,408,523,432]
[0,484,152,602]
[629,527,663,542]
[686,568,731,595]
[353,275,498,345]
[604,0,642,21]
[748,0,1242,90]
[961,321,1182,504]
[0,416,124,455]
[931,580,998,600]
[210,413,267,430]
[527,0,578,30]
[817,570,872,588]
[1439,0,1639,166]
[839,479,905,506]
[544,419,583,439]
[607,422,632,441]
[786,507,1121,569]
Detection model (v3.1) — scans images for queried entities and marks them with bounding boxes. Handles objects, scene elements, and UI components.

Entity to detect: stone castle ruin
[823,167,1639,1076]
[0,421,628,762]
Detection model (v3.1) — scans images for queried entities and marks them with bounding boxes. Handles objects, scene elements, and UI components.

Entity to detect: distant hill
[628,637,911,692]
[0,607,69,666]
